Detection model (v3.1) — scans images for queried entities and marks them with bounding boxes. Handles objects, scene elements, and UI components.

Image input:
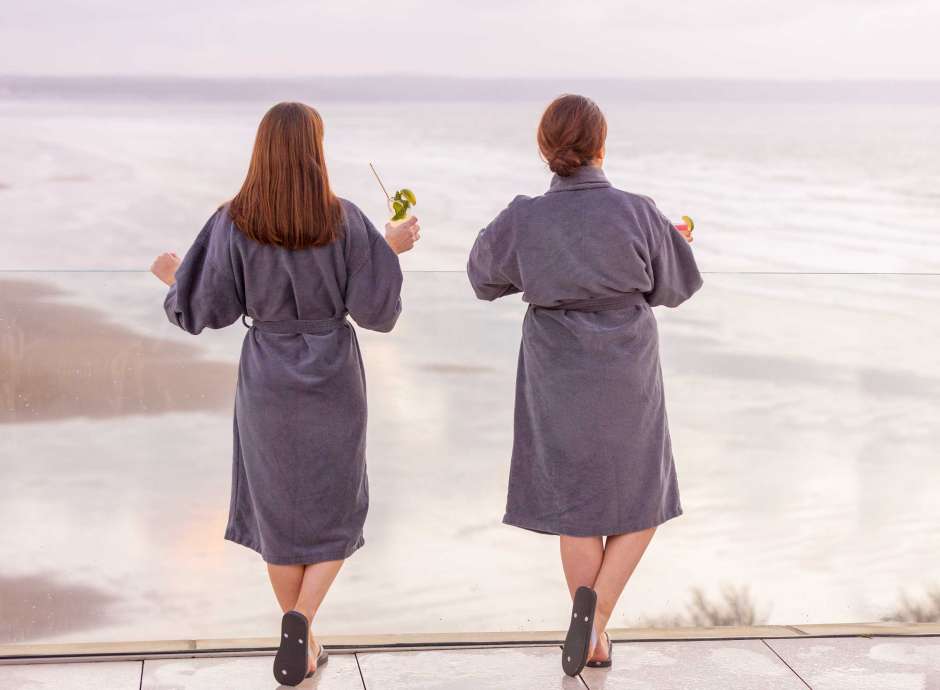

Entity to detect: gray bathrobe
[164,200,402,565]
[467,166,702,537]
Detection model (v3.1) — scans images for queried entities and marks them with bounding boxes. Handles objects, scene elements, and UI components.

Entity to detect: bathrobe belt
[532,292,648,312]
[242,314,348,334]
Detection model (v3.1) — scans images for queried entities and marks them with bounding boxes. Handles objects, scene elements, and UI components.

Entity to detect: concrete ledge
[790,622,940,636]
[3,622,939,664]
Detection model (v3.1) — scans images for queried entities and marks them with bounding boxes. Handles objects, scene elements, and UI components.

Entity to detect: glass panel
[1,271,938,645]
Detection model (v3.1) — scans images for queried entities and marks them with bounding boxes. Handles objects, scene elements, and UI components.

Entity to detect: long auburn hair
[230,102,343,249]
[537,94,607,177]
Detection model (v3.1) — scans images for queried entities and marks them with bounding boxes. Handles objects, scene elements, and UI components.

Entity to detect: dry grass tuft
[883,586,940,623]
[642,585,767,628]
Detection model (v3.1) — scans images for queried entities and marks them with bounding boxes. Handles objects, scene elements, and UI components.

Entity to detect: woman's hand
[385,216,421,255]
[150,252,181,286]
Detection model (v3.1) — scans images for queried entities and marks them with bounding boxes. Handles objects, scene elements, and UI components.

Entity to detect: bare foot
[588,629,610,663]
[307,637,319,675]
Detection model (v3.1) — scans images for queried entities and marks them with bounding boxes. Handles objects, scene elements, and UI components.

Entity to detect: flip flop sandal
[274,610,310,686]
[562,586,597,677]
[585,631,613,668]
[305,644,330,678]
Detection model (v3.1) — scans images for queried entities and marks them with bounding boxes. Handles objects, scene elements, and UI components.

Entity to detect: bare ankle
[594,607,610,635]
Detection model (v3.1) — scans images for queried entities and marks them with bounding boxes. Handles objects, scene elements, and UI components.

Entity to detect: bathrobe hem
[224,529,365,566]
[501,506,683,538]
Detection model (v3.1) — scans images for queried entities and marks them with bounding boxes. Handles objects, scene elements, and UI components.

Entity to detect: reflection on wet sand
[0,279,236,423]
[0,574,118,642]
[667,332,940,397]
[421,363,496,375]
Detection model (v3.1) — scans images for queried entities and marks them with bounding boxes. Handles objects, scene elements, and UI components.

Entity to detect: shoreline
[0,278,235,424]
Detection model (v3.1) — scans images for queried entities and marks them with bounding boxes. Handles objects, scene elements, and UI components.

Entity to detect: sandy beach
[1,279,235,424]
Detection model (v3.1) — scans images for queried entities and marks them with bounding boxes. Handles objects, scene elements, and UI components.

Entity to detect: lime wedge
[400,188,417,205]
[681,215,694,231]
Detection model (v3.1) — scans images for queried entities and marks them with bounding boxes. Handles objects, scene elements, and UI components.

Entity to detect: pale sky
[2,0,939,80]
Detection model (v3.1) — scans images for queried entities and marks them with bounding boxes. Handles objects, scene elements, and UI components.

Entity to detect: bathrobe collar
[548,165,611,193]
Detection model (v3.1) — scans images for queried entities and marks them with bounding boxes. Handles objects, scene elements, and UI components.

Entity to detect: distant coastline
[1,74,939,104]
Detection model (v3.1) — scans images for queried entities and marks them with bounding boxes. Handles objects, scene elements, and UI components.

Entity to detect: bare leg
[267,560,344,674]
[267,564,305,613]
[294,559,344,622]
[560,535,604,597]
[560,536,606,662]
[294,559,344,673]
[590,527,656,659]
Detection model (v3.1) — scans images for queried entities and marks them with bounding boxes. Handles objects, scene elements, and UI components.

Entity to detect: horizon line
[3,73,940,84]
[0,72,940,84]
[4,74,937,105]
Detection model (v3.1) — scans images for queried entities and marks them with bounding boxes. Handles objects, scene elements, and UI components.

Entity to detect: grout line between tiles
[354,652,368,690]
[761,639,812,690]
[137,659,144,690]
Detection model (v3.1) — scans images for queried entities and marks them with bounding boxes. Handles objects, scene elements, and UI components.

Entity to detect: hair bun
[537,94,607,178]
[548,149,583,177]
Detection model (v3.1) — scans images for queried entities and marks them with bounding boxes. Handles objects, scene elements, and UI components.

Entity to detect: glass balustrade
[1,270,938,645]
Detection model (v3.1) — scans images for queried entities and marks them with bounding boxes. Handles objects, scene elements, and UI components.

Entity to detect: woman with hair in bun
[467,94,702,676]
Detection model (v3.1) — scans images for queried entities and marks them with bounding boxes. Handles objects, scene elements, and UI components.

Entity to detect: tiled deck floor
[3,636,940,690]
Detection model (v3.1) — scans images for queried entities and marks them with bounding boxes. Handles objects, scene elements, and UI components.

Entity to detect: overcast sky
[2,0,938,80]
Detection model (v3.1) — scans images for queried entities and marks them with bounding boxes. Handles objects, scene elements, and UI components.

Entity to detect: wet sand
[0,574,119,643]
[0,279,236,424]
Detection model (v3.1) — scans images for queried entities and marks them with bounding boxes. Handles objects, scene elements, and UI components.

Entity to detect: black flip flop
[305,644,329,678]
[274,610,310,686]
[585,631,613,668]
[562,586,597,677]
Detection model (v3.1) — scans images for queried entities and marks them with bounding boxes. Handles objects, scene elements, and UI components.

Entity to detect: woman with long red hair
[150,102,419,685]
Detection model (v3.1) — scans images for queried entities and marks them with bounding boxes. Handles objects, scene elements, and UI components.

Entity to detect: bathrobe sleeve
[344,209,403,333]
[467,200,523,301]
[643,203,704,308]
[164,209,245,334]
